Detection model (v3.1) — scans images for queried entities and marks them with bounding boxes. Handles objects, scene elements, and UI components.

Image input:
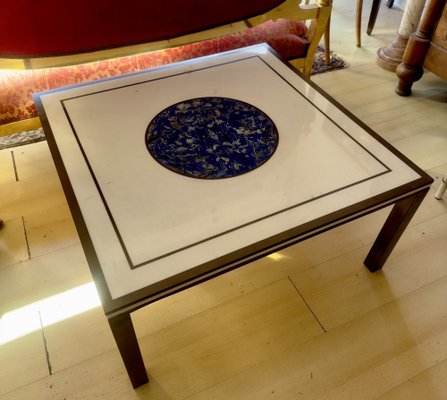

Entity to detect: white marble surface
[38,45,421,299]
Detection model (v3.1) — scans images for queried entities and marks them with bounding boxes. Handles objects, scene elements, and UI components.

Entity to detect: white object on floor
[435,173,447,200]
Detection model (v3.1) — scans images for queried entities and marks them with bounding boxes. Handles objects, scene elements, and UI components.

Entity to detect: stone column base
[376,34,409,72]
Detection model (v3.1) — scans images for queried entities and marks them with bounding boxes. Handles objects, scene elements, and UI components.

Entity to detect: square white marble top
[36,45,422,301]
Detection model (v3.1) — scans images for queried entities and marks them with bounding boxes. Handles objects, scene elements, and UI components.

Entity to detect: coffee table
[34,44,433,388]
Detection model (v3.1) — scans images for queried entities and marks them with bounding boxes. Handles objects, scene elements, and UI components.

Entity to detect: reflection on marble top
[145,97,278,179]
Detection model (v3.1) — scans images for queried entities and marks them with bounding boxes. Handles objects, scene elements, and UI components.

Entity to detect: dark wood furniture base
[396,0,447,96]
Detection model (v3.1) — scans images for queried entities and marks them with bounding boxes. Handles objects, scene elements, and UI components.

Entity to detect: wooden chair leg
[367,0,382,35]
[324,16,331,65]
[356,0,363,47]
[305,0,331,64]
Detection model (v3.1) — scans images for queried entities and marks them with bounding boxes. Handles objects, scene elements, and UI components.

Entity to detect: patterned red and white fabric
[0,19,308,126]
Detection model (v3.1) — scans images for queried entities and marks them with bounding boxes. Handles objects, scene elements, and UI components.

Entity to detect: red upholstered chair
[0,0,331,136]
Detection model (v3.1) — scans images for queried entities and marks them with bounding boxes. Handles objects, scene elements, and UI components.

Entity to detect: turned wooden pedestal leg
[108,313,149,388]
[364,189,429,272]
[396,0,446,95]
[377,0,425,72]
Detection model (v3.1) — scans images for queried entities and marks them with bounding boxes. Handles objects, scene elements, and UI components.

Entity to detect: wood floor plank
[11,141,56,181]
[392,132,447,171]
[0,217,29,268]
[0,150,15,185]
[0,330,49,397]
[310,327,447,400]
[0,244,91,314]
[0,172,66,222]
[0,350,140,400]
[42,307,115,374]
[182,275,447,400]
[136,278,324,398]
[373,358,447,400]
[288,207,447,330]
[23,203,79,259]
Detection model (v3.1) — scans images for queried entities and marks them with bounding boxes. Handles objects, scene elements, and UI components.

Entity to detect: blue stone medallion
[145,97,278,179]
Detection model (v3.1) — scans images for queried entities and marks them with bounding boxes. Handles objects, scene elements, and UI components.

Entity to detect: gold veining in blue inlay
[145,97,278,179]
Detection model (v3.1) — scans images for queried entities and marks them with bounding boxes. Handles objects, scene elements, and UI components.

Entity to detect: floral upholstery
[0,19,308,127]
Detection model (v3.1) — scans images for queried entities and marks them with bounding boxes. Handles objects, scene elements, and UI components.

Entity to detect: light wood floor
[1,1,447,398]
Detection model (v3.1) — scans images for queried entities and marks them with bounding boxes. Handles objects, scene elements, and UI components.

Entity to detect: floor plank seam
[287,276,327,333]
[371,358,447,400]
[10,150,18,182]
[21,216,31,260]
[38,310,53,376]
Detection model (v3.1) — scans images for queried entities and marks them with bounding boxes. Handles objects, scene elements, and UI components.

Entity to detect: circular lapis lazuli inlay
[145,97,278,179]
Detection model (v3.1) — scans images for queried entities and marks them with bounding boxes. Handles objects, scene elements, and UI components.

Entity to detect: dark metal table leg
[367,0,382,35]
[108,312,149,388]
[364,188,429,272]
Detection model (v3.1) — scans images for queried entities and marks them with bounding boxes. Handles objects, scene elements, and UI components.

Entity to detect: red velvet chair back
[1,0,285,57]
